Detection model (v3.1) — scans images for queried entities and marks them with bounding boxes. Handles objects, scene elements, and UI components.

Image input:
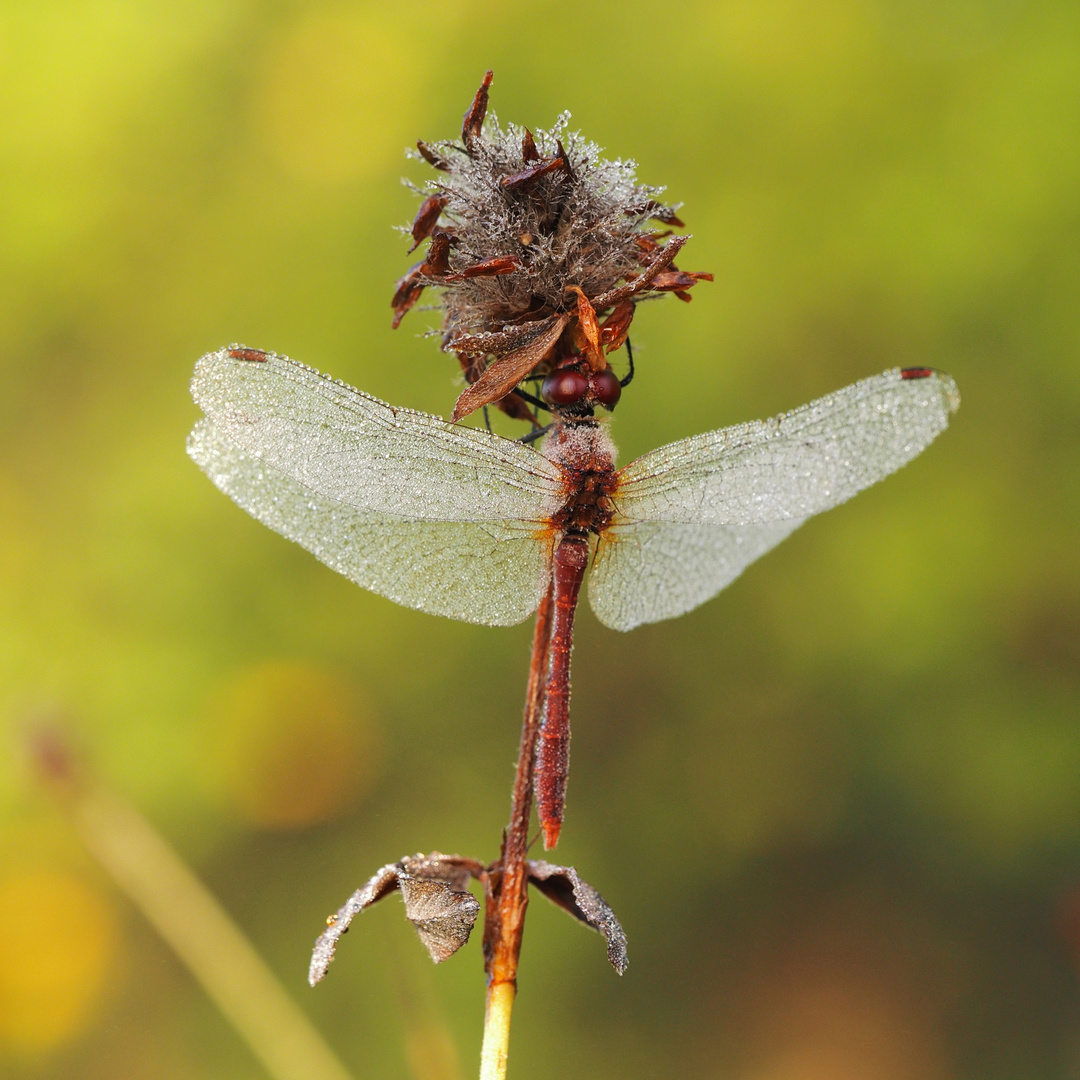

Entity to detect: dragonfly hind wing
[587,519,804,631]
[189,419,552,627]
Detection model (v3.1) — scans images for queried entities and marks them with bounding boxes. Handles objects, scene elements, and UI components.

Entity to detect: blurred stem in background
[28,727,356,1080]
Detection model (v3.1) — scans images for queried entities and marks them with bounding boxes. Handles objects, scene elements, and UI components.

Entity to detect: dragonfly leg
[619,336,635,388]
[535,534,588,848]
[518,423,553,446]
[511,386,550,413]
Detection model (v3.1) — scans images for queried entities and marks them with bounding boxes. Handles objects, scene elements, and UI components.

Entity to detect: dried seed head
[394,71,711,421]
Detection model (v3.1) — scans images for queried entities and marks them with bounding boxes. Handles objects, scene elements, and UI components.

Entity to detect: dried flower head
[393,71,711,422]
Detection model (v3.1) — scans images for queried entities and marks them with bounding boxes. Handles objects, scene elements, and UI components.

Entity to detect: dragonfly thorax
[543,419,618,538]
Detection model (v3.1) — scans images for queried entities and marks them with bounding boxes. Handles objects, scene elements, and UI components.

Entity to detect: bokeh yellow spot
[253,12,422,184]
[0,870,117,1059]
[209,660,381,829]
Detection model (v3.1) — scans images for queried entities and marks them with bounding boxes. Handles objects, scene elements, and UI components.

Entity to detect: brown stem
[479,582,554,1077]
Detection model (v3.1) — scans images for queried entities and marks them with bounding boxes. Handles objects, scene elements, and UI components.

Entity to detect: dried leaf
[627,199,685,227]
[451,314,568,421]
[599,301,635,352]
[567,286,603,371]
[423,231,452,277]
[409,195,449,252]
[648,270,715,292]
[554,139,576,183]
[444,255,522,282]
[527,861,628,974]
[417,140,451,171]
[309,853,481,984]
[399,873,481,963]
[501,156,566,191]
[590,235,689,310]
[309,862,400,985]
[462,70,493,155]
[391,265,427,328]
[398,852,478,892]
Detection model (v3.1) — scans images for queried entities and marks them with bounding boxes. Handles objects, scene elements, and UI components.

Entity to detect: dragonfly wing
[590,368,959,630]
[191,347,567,523]
[614,368,959,525]
[188,419,554,626]
[588,519,804,631]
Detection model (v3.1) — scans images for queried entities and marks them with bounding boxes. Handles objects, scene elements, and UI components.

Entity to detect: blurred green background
[2,1,1079,1077]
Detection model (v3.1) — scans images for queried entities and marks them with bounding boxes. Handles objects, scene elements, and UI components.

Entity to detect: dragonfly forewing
[191,348,567,524]
[612,368,959,526]
[188,417,556,627]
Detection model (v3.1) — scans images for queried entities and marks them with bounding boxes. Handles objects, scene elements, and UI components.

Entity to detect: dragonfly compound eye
[542,369,589,406]
[590,369,622,410]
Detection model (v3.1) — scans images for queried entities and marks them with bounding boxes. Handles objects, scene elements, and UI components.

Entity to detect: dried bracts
[393,71,712,423]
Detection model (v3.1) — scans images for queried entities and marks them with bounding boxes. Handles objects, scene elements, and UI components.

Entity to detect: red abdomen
[535,534,589,848]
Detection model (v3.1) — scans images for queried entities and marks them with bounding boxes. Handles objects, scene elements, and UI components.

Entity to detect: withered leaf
[391,266,426,329]
[399,873,481,963]
[502,156,566,191]
[417,140,451,171]
[398,851,478,892]
[462,70,493,155]
[648,270,715,292]
[567,286,603,371]
[590,235,689,311]
[527,861,628,975]
[309,853,481,985]
[555,139,576,183]
[409,195,449,252]
[451,314,569,421]
[626,199,685,227]
[444,255,522,282]
[309,861,400,986]
[449,314,565,358]
[423,231,452,278]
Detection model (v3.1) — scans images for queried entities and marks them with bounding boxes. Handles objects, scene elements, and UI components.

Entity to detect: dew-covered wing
[612,368,959,525]
[588,368,958,631]
[189,347,566,624]
[190,347,567,524]
[188,418,556,628]
[588,520,805,631]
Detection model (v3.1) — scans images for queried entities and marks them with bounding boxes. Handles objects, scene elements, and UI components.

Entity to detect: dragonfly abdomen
[536,532,589,849]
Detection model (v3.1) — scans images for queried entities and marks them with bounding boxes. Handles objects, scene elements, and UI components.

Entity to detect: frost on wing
[190,347,566,524]
[187,347,567,627]
[613,367,960,527]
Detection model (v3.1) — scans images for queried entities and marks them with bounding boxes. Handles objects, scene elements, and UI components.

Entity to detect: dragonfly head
[542,362,621,414]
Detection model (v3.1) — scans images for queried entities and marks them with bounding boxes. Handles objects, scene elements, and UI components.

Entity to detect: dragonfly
[189,346,959,847]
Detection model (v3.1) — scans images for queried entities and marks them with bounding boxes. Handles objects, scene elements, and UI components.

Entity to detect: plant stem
[32,753,354,1080]
[478,981,515,1080]
[479,584,554,1080]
